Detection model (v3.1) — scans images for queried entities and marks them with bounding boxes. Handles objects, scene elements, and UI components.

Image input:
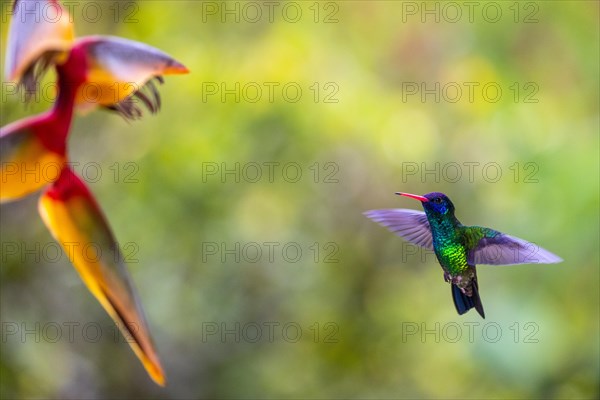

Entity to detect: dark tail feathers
[451,278,485,318]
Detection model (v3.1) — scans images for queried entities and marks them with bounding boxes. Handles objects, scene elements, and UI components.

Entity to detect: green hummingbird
[365,192,563,318]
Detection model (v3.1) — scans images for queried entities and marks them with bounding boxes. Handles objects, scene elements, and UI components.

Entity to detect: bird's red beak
[395,192,429,202]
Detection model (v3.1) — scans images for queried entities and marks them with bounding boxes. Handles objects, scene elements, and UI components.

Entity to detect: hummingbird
[365,192,562,318]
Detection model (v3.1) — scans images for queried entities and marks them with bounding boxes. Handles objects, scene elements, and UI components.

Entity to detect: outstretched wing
[4,0,74,92]
[364,209,433,250]
[465,226,563,265]
[73,35,189,119]
[38,167,166,386]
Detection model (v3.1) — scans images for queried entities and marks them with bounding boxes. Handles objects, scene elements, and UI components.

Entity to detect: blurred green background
[1,1,598,398]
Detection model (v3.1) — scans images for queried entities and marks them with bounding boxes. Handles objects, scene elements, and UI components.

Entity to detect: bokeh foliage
[1,1,598,398]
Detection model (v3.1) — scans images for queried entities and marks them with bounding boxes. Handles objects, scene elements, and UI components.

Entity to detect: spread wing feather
[466,227,563,265]
[364,209,433,250]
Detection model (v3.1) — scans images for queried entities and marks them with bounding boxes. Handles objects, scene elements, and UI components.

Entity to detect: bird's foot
[443,271,451,283]
[451,275,468,293]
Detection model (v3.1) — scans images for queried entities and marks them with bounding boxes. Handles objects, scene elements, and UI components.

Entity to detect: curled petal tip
[4,0,74,82]
[164,61,190,75]
[72,36,189,113]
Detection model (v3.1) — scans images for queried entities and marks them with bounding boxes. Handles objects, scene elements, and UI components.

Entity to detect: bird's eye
[433,198,442,203]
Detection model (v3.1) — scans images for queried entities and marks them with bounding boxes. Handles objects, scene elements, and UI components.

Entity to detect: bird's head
[396,192,455,217]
